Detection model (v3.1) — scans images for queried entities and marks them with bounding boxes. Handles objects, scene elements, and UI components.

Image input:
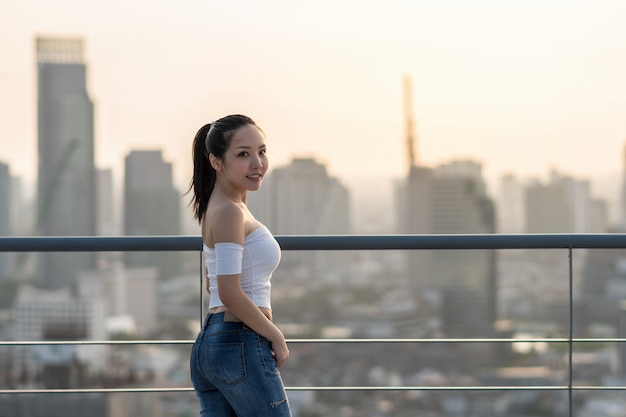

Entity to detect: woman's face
[218,124,269,192]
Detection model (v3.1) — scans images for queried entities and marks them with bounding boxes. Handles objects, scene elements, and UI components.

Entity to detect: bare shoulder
[207,201,246,245]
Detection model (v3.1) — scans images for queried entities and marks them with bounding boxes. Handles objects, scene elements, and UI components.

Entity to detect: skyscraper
[525,170,605,233]
[430,161,497,337]
[400,159,497,337]
[247,157,350,281]
[36,37,96,289]
[124,150,181,279]
[496,173,525,234]
[0,160,12,279]
[255,157,350,235]
[96,168,116,236]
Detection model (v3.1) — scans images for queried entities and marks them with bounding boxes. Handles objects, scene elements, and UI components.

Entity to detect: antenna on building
[403,74,418,172]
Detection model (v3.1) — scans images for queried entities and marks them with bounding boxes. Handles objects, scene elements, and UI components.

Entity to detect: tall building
[96,168,116,236]
[497,173,525,234]
[124,150,181,280]
[400,159,497,337]
[247,157,350,282]
[525,170,605,234]
[36,37,96,289]
[432,161,497,337]
[0,160,12,279]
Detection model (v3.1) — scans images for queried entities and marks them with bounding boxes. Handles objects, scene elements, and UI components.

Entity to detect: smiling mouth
[248,174,262,179]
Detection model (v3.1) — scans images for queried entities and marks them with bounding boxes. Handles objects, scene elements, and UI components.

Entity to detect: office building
[124,150,181,280]
[0,161,12,279]
[525,170,606,234]
[36,37,96,289]
[248,157,350,282]
[497,173,525,234]
[401,159,497,337]
[96,168,116,236]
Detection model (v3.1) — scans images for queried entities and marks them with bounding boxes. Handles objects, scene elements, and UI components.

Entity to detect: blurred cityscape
[1,36,626,417]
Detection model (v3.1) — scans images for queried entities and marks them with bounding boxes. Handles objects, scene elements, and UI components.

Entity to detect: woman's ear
[209,153,222,171]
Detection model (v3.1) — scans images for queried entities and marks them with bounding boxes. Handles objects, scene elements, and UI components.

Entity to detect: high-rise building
[96,168,116,236]
[431,161,497,337]
[400,159,497,337]
[496,173,525,234]
[525,170,605,234]
[255,157,350,235]
[124,150,181,279]
[0,160,12,279]
[36,37,96,289]
[247,157,350,282]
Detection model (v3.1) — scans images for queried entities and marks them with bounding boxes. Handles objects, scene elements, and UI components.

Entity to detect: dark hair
[187,114,258,223]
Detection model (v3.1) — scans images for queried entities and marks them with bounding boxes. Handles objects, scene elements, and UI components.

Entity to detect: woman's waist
[209,306,272,322]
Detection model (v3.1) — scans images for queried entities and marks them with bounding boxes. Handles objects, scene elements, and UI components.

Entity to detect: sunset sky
[1,0,626,192]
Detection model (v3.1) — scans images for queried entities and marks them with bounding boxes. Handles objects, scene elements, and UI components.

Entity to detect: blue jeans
[190,312,292,417]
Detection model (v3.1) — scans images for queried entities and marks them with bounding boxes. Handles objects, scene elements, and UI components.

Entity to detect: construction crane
[403,74,418,172]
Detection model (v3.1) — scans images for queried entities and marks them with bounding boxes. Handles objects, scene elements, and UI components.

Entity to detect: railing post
[568,246,573,417]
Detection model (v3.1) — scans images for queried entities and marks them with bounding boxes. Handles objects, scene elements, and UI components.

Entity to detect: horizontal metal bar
[277,233,626,250]
[0,338,590,346]
[0,236,202,252]
[3,233,626,253]
[0,340,194,346]
[1,386,608,395]
[288,386,576,391]
[5,337,626,346]
[0,388,194,394]
[287,338,573,343]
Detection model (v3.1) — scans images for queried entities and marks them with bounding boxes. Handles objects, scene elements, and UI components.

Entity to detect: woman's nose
[251,154,262,167]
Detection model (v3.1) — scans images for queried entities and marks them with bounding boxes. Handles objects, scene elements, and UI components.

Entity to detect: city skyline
[1,1,626,190]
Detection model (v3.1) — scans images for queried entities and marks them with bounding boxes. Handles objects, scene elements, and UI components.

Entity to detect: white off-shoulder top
[203,225,281,309]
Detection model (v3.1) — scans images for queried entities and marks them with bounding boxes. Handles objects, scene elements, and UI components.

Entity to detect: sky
[1,0,626,194]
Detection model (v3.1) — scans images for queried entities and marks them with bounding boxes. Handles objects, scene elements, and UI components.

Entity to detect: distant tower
[124,150,181,280]
[0,161,12,279]
[247,157,350,283]
[525,170,600,233]
[36,36,96,289]
[430,161,497,337]
[403,74,418,172]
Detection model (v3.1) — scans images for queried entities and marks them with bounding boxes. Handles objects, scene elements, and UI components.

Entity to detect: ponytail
[187,114,258,223]
[188,123,215,223]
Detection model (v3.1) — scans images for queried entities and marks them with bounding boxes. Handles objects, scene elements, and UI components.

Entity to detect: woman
[188,114,291,417]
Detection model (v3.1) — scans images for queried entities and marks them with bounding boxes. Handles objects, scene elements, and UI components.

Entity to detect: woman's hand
[271,333,289,368]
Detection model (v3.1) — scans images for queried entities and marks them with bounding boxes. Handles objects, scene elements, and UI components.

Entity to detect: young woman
[188,114,291,416]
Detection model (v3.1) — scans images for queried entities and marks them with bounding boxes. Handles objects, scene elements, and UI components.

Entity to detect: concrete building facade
[123,150,181,280]
[36,37,96,289]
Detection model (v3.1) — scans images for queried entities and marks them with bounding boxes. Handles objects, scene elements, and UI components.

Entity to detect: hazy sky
[2,0,626,190]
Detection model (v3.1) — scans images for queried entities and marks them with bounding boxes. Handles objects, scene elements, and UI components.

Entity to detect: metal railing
[2,233,626,415]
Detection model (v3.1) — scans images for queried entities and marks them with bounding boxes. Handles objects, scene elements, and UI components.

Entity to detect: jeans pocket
[206,342,247,386]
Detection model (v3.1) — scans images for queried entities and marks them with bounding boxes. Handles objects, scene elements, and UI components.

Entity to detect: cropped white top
[203,225,281,309]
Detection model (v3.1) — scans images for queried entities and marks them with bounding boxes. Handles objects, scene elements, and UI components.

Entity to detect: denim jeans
[190,312,292,417]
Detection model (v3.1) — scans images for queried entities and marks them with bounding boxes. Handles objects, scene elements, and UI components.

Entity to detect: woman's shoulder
[210,200,245,220]
[205,201,247,244]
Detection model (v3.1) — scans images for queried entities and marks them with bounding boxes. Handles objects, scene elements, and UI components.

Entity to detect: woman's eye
[260,149,267,155]
[238,152,249,157]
